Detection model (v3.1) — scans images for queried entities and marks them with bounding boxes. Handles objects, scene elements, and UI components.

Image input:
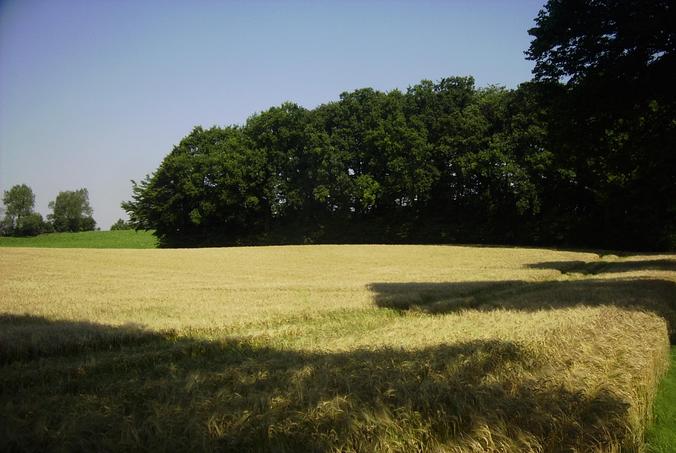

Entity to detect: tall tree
[527,0,676,249]
[1,184,46,236]
[48,188,96,232]
[2,184,35,226]
[527,0,675,89]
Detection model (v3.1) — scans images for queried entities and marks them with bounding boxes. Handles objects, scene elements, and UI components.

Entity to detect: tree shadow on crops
[0,314,632,452]
[527,259,676,275]
[0,313,169,364]
[368,278,676,342]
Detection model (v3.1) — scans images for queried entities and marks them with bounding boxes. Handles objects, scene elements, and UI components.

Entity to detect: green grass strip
[0,230,157,249]
[647,346,676,453]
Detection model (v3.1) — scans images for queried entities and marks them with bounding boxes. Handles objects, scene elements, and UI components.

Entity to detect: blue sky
[0,0,545,229]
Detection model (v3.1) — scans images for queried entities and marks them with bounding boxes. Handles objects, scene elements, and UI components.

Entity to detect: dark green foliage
[13,212,46,236]
[527,0,676,250]
[48,188,97,233]
[527,0,675,86]
[124,1,673,250]
[123,126,267,246]
[124,79,560,247]
[123,76,671,249]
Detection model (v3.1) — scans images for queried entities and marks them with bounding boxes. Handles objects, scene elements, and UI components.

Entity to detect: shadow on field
[0,314,631,452]
[527,259,676,275]
[0,314,168,364]
[368,278,676,342]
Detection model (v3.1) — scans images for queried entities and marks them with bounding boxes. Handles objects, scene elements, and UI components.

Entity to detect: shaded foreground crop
[0,314,651,452]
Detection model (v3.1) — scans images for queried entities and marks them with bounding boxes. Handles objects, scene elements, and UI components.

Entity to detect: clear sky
[0,0,545,229]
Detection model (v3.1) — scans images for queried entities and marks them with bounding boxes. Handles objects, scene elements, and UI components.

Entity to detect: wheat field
[1,245,674,451]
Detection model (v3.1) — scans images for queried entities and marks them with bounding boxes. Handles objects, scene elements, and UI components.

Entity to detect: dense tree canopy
[123,78,574,247]
[124,0,674,250]
[48,189,96,233]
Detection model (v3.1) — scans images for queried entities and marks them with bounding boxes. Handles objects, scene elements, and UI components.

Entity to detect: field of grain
[0,245,674,452]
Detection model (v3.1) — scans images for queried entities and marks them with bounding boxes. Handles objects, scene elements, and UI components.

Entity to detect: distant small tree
[48,188,96,232]
[1,184,47,236]
[110,218,132,230]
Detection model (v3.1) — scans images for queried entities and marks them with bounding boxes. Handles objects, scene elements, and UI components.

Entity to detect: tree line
[122,0,674,250]
[0,185,97,236]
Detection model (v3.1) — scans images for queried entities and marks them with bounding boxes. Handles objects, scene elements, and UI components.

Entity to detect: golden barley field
[1,245,675,452]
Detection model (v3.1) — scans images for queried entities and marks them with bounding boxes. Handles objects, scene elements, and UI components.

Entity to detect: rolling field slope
[0,245,674,451]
